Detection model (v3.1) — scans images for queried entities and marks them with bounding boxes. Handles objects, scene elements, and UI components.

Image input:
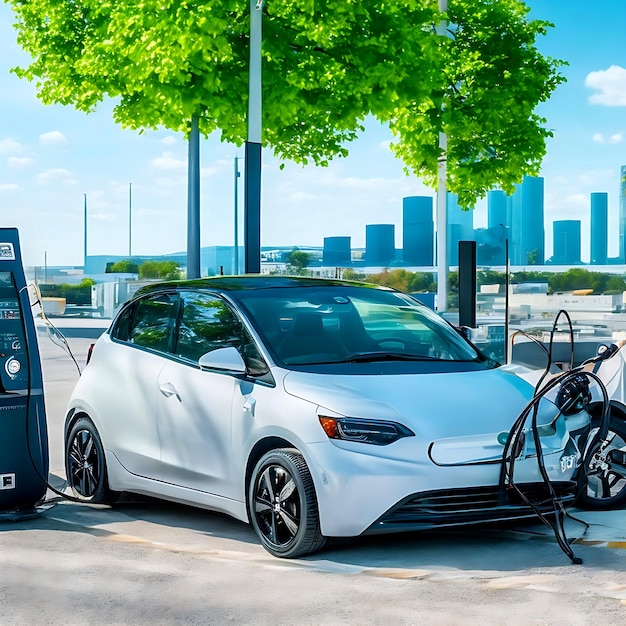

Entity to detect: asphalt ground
[1,317,626,624]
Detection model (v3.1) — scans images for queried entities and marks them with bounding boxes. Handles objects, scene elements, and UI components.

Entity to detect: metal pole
[83,193,87,268]
[505,236,510,363]
[128,182,132,258]
[436,0,448,312]
[436,134,448,312]
[234,156,240,275]
[187,114,201,279]
[244,0,263,274]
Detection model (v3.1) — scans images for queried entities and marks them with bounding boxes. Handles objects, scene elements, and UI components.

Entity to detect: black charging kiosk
[0,229,49,517]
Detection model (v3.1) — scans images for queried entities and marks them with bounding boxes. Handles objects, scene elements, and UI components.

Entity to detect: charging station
[0,228,49,517]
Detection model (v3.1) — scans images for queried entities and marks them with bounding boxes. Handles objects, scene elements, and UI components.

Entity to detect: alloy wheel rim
[586,429,626,500]
[253,464,301,548]
[68,429,100,498]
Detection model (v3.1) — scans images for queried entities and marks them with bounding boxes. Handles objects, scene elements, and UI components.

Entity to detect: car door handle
[243,397,256,415]
[159,382,181,402]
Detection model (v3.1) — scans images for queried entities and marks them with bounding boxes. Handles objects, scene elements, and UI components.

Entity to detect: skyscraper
[365,224,395,266]
[617,165,626,263]
[402,196,434,266]
[552,220,581,265]
[323,237,351,266]
[447,193,474,266]
[510,175,545,265]
[590,192,608,265]
[487,189,509,229]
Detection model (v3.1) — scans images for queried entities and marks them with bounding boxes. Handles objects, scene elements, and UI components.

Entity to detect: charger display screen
[0,272,28,392]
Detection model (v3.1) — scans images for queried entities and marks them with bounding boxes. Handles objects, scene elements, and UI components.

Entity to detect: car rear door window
[127,293,178,353]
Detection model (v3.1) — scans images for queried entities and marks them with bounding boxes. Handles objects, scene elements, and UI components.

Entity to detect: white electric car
[64,276,590,558]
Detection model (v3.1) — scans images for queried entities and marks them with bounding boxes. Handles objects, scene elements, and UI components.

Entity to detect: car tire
[577,416,626,509]
[248,448,326,558]
[66,416,118,504]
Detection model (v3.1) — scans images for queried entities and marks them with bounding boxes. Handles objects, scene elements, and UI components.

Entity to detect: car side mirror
[198,346,246,375]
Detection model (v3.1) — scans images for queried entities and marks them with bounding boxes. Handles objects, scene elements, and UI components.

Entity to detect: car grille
[365,482,577,534]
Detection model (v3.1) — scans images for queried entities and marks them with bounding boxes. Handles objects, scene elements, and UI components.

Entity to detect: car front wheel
[249,448,326,558]
[66,416,118,504]
[577,416,626,509]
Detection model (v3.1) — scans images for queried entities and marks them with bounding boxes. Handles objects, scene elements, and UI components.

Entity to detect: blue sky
[0,0,625,267]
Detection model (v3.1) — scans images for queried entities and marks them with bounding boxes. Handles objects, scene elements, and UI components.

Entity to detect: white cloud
[592,131,623,144]
[0,138,22,154]
[36,168,77,185]
[200,166,218,179]
[0,183,19,192]
[586,65,626,106]
[8,156,34,168]
[39,130,67,145]
[161,136,177,145]
[151,151,186,170]
[579,168,615,186]
[379,140,393,152]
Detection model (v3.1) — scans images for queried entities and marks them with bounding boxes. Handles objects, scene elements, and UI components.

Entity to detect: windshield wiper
[339,352,448,363]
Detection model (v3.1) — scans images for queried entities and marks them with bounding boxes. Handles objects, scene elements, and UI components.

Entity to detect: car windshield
[233,285,482,367]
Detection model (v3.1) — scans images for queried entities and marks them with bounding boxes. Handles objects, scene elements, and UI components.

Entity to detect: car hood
[282,367,559,452]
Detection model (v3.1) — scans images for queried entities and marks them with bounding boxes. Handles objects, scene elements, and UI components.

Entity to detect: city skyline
[1,0,626,267]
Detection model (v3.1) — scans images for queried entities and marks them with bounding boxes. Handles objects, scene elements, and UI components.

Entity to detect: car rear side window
[126,293,178,352]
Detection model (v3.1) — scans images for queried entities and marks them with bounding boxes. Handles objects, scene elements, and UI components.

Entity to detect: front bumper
[306,438,578,537]
[364,482,578,534]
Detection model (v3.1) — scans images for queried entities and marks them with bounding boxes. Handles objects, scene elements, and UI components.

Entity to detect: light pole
[187,114,201,278]
[436,0,448,313]
[83,193,88,268]
[128,182,132,258]
[234,156,241,275]
[244,0,263,274]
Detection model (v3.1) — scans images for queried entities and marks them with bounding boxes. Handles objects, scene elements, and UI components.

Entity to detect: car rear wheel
[577,416,626,509]
[66,417,118,504]
[249,448,326,558]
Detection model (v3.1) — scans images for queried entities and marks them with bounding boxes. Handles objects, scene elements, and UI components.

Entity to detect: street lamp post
[436,0,448,313]
[187,114,201,279]
[128,182,132,258]
[83,193,88,268]
[244,0,263,274]
[234,156,241,275]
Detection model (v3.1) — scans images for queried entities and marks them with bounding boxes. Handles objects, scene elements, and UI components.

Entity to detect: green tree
[526,249,540,265]
[368,269,411,292]
[407,272,437,293]
[606,276,626,294]
[7,0,564,207]
[476,269,505,288]
[107,260,140,274]
[341,268,367,282]
[138,261,182,280]
[510,270,552,284]
[284,249,310,274]
[447,270,459,310]
[39,278,95,305]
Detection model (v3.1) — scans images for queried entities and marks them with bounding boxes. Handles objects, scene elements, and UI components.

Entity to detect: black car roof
[134,275,385,298]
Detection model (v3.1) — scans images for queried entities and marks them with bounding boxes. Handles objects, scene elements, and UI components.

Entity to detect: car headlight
[318,416,415,446]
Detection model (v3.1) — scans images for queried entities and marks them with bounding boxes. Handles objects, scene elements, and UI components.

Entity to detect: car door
[156,291,252,498]
[105,291,178,479]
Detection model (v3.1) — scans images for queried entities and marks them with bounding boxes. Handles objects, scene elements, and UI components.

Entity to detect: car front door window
[175,292,241,363]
